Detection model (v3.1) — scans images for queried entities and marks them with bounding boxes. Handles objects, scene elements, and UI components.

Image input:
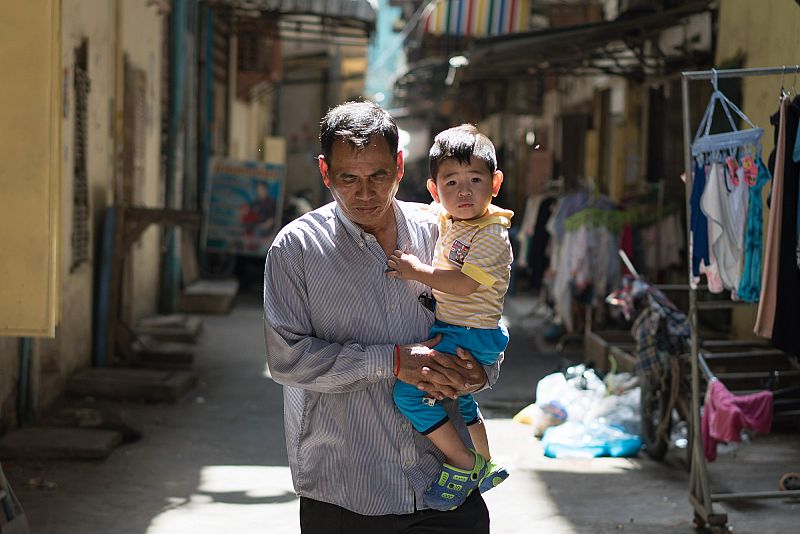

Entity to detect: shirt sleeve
[263,237,394,393]
[461,224,513,287]
[479,352,503,392]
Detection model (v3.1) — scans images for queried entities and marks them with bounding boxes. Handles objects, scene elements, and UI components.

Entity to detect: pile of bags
[514,364,642,458]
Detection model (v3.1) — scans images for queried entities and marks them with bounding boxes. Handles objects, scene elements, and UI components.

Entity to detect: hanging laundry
[755,97,790,339]
[689,162,710,280]
[701,163,748,294]
[770,95,800,354]
[755,99,790,335]
[737,158,772,302]
[701,380,773,462]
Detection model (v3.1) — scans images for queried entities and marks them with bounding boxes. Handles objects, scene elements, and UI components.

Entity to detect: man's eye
[341,176,357,183]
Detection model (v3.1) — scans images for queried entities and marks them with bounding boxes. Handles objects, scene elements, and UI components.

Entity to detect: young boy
[386,124,513,511]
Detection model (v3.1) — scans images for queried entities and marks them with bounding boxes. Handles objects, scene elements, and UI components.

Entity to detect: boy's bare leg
[426,422,475,469]
[467,416,491,461]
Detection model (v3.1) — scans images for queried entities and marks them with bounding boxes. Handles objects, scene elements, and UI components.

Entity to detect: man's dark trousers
[300,491,490,533]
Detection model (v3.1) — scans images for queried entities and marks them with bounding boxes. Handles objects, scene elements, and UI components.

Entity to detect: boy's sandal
[479,461,510,493]
[423,450,487,511]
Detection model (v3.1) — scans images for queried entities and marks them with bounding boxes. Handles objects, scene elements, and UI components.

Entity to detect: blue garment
[737,158,773,302]
[690,162,710,277]
[393,321,508,434]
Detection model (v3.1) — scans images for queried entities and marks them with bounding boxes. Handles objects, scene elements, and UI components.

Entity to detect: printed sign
[204,158,285,256]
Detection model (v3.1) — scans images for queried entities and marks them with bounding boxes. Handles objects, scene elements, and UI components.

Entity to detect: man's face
[319,136,404,232]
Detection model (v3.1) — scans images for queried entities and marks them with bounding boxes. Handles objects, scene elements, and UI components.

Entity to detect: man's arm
[264,242,395,393]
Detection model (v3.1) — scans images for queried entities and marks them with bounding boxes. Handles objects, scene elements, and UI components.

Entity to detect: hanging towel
[690,162,710,278]
[755,97,790,338]
[770,95,800,354]
[701,163,747,293]
[737,158,772,302]
[701,380,773,462]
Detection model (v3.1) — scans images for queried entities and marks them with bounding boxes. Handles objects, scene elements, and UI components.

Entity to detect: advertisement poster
[204,158,285,257]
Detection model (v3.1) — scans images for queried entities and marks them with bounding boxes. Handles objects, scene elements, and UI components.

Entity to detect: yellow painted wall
[716,0,800,337]
[1,0,169,424]
[0,1,61,338]
[716,0,800,160]
[0,0,61,428]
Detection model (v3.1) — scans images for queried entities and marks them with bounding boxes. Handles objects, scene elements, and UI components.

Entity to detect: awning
[460,0,714,80]
[424,0,531,37]
[209,0,377,43]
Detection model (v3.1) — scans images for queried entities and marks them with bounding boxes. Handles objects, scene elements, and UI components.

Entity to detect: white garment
[516,195,544,267]
[701,163,747,292]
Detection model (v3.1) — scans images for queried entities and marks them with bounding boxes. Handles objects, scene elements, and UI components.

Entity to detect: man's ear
[426,178,440,203]
[318,155,331,188]
[491,170,504,197]
[396,151,405,182]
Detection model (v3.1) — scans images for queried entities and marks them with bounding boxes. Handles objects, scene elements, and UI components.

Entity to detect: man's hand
[396,338,488,400]
[386,250,427,281]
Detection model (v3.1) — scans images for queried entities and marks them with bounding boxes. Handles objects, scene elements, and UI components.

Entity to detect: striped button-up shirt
[263,199,502,516]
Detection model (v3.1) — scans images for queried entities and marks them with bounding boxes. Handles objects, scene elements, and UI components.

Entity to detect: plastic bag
[541,420,642,458]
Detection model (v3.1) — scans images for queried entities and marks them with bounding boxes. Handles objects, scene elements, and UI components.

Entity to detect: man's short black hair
[319,101,399,165]
[429,124,497,181]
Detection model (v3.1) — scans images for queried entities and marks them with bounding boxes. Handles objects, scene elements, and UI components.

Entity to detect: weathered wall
[716,0,800,337]
[121,0,166,324]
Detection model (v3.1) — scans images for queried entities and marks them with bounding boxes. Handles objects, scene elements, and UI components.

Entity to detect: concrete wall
[121,0,166,324]
[0,0,168,424]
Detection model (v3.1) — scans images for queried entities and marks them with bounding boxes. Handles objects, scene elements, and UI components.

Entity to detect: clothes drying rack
[680,65,800,532]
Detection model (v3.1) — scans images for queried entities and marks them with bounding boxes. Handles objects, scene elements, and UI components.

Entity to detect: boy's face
[427,156,503,221]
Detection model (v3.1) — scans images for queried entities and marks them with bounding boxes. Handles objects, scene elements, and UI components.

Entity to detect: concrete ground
[3,293,799,533]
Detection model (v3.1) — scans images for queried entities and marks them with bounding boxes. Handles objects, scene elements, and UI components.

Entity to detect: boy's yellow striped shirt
[432,204,514,329]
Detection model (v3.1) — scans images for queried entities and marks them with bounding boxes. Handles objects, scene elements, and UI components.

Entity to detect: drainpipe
[17,338,31,426]
[161,0,186,313]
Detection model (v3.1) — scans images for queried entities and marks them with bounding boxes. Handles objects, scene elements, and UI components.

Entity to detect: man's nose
[355,180,373,199]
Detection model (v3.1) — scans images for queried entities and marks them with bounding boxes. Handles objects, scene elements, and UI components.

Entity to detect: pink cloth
[701,380,773,462]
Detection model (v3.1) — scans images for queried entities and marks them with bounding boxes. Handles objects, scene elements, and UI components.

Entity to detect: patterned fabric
[737,158,772,302]
[433,204,514,328]
[263,200,502,516]
[620,279,691,372]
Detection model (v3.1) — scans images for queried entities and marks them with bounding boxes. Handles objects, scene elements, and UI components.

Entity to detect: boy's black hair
[429,124,497,180]
[319,101,399,165]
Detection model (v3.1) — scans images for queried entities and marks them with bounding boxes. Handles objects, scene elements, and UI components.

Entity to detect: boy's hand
[386,250,425,281]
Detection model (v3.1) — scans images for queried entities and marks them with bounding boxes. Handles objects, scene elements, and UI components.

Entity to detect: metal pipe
[682,72,715,516]
[712,490,800,501]
[17,338,31,426]
[682,65,800,80]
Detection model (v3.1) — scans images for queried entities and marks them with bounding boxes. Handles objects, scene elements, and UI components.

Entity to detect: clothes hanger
[692,68,764,162]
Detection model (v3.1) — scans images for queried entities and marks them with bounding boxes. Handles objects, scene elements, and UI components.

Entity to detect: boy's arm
[386,250,479,296]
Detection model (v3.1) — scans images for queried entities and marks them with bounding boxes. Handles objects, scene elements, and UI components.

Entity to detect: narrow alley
[4,292,798,533]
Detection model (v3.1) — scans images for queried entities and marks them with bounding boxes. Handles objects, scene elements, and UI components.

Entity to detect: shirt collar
[334,200,411,249]
[438,203,514,229]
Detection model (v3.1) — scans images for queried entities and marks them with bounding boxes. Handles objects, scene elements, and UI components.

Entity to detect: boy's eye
[446,180,456,186]
[471,176,483,183]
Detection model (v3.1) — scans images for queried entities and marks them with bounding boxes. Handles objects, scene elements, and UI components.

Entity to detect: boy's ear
[491,170,504,197]
[426,178,440,202]
[318,155,331,188]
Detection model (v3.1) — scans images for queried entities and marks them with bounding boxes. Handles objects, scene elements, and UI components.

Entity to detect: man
[263,101,501,533]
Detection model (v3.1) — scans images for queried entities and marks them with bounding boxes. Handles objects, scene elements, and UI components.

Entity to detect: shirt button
[390,305,396,310]
[358,242,365,248]
[376,370,383,376]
